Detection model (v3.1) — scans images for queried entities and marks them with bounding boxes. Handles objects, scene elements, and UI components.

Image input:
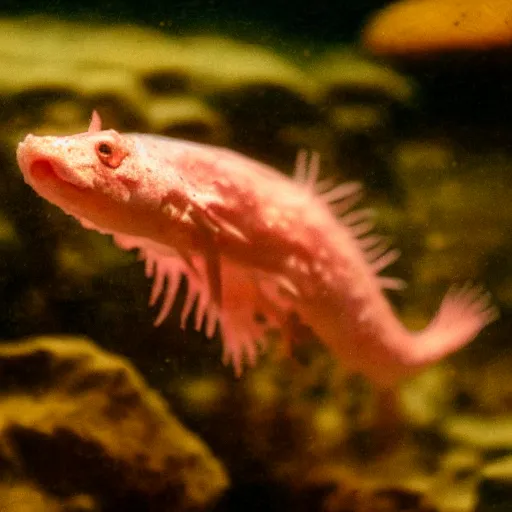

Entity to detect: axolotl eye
[95,139,126,169]
[98,142,112,156]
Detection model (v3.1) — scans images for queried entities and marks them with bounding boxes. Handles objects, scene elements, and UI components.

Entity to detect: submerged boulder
[0,335,229,511]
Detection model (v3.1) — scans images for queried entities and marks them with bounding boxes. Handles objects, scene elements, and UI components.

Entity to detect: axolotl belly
[16,111,497,388]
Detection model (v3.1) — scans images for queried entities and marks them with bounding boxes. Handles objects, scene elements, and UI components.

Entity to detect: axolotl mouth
[27,159,59,183]
[16,134,90,191]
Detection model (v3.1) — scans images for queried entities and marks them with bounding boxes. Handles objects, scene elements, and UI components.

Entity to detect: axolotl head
[16,111,185,239]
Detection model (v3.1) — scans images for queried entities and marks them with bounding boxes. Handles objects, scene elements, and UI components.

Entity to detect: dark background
[0,0,390,43]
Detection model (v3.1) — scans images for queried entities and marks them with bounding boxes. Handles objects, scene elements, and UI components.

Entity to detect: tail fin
[411,283,498,366]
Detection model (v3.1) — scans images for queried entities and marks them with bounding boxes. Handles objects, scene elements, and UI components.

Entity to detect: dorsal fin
[294,149,404,288]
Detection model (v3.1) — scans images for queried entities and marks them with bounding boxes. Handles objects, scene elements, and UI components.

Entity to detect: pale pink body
[16,112,497,388]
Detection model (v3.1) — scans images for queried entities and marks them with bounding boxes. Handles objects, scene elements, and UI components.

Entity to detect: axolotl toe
[16,111,498,388]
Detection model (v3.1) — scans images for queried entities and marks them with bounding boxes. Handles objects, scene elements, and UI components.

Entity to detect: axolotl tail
[408,283,498,367]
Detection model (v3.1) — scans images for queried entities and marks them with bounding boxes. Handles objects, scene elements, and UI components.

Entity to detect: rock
[325,486,437,512]
[311,50,414,107]
[476,456,512,511]
[400,364,455,428]
[362,0,512,58]
[310,49,414,195]
[430,448,481,512]
[181,35,317,100]
[303,466,438,512]
[0,335,229,511]
[146,96,229,144]
[0,482,64,511]
[442,415,512,451]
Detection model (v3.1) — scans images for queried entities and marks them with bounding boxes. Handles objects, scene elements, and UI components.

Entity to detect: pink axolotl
[16,111,497,388]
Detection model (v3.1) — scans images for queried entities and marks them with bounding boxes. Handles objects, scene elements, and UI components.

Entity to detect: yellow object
[363,0,512,56]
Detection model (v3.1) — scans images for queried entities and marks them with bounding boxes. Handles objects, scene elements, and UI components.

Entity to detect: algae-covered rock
[430,448,481,512]
[311,49,414,105]
[0,482,64,511]
[324,486,438,512]
[400,364,455,428]
[180,35,317,98]
[310,49,414,134]
[0,335,229,511]
[146,96,229,144]
[476,456,512,512]
[300,465,438,512]
[0,485,98,512]
[442,415,512,452]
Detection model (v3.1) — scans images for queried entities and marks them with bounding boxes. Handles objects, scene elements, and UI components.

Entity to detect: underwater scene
[0,0,510,510]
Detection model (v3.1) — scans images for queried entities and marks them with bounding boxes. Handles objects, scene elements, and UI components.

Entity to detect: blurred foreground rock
[0,335,229,511]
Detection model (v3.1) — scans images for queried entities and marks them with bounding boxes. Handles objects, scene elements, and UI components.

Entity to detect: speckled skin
[16,112,497,387]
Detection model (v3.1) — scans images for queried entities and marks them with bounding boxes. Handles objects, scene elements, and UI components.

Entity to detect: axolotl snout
[16,111,498,388]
